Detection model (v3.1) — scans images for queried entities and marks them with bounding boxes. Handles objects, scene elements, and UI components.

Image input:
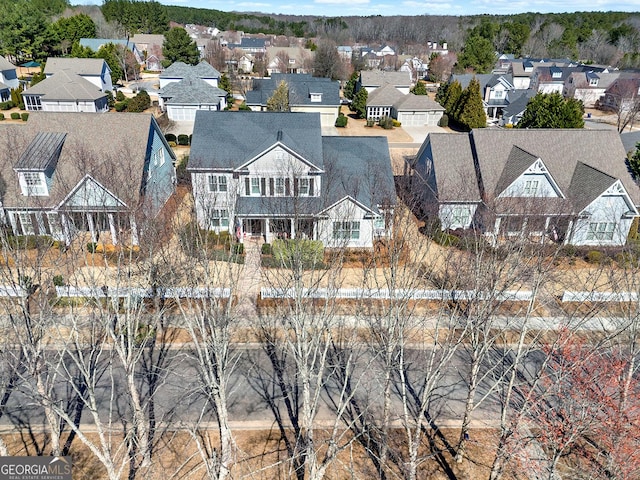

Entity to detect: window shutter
[245,177,250,195]
[294,178,299,196]
[285,178,291,196]
[269,178,274,196]
[261,178,266,196]
[309,178,314,196]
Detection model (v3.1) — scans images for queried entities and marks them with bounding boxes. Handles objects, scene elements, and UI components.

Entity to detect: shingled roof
[161,77,226,105]
[44,57,108,76]
[23,70,106,101]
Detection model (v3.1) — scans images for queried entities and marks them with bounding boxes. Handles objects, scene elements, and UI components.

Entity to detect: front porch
[238,217,316,243]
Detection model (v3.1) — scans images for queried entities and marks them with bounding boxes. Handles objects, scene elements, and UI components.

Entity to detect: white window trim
[208,175,228,193]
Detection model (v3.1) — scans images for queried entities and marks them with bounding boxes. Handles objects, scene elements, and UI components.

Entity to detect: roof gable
[60,175,127,209]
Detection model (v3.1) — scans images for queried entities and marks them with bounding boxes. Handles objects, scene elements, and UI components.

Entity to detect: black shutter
[245,177,250,195]
[294,178,299,196]
[285,178,291,196]
[309,178,314,196]
[269,178,274,196]
[261,178,266,196]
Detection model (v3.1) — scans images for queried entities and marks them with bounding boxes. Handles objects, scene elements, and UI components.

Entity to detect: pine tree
[517,92,584,128]
[443,80,462,116]
[411,80,428,95]
[266,80,289,112]
[629,142,640,180]
[458,77,487,129]
[351,88,368,119]
[162,27,200,68]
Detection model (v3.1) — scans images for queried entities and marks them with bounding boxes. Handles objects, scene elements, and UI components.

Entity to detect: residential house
[452,73,526,121]
[410,129,640,246]
[237,53,254,73]
[499,90,536,126]
[563,71,620,108]
[358,70,412,95]
[22,70,109,112]
[621,131,640,155]
[187,111,395,248]
[44,57,113,92]
[394,94,445,126]
[337,46,352,61]
[531,65,580,94]
[0,112,176,245]
[0,84,9,103]
[130,34,166,71]
[266,46,313,75]
[230,37,267,54]
[509,58,576,90]
[78,38,143,64]
[366,83,404,121]
[399,56,428,82]
[0,56,19,91]
[600,76,640,114]
[158,61,226,121]
[245,73,340,127]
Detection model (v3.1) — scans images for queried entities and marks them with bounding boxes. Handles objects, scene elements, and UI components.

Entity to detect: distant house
[358,70,412,95]
[158,61,226,121]
[44,57,113,92]
[130,34,166,71]
[410,129,640,246]
[265,46,313,75]
[231,37,267,54]
[79,38,143,64]
[563,71,620,108]
[601,77,640,114]
[0,112,176,245]
[0,56,19,91]
[237,54,254,73]
[245,73,341,127]
[188,111,395,248]
[22,70,109,112]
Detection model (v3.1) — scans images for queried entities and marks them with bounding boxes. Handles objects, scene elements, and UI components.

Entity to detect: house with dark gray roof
[44,57,113,92]
[22,70,109,112]
[188,111,395,248]
[358,70,412,95]
[0,112,176,245]
[245,74,340,127]
[158,61,226,121]
[411,129,640,246]
[79,38,143,64]
[0,56,18,91]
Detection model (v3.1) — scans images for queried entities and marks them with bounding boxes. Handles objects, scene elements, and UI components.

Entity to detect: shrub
[177,134,190,146]
[392,119,401,127]
[10,112,20,120]
[271,239,324,269]
[585,250,603,264]
[0,101,13,110]
[505,123,514,128]
[366,119,375,127]
[560,244,577,258]
[168,141,177,147]
[0,113,4,121]
[176,155,190,184]
[165,133,177,143]
[335,114,348,127]
[21,113,28,121]
[261,243,272,255]
[86,242,97,253]
[379,116,394,129]
[238,101,251,111]
[438,114,449,127]
[127,90,151,112]
[52,275,65,287]
[115,90,126,102]
[231,243,244,255]
[114,101,128,112]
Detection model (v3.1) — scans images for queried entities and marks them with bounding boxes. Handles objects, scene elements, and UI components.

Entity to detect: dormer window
[589,78,598,86]
[310,93,322,102]
[20,172,48,196]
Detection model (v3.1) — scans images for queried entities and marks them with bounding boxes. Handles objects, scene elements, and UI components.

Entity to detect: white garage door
[399,112,428,126]
[321,112,336,126]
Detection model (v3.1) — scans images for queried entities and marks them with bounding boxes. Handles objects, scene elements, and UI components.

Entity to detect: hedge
[21,113,28,121]
[10,112,20,120]
[177,134,190,146]
[0,101,13,110]
[165,133,177,143]
[335,114,348,127]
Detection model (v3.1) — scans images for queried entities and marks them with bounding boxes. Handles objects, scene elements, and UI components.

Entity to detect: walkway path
[235,238,263,318]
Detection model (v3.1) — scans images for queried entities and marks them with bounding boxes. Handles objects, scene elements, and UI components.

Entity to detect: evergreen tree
[435,81,449,105]
[162,27,200,67]
[628,142,640,180]
[219,73,233,102]
[457,35,495,73]
[411,80,428,95]
[443,80,462,116]
[351,87,367,119]
[266,80,289,112]
[343,71,359,100]
[458,77,486,129]
[517,92,585,129]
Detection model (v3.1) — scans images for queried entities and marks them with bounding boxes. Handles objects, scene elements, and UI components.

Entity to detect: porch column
[564,220,574,245]
[290,218,296,239]
[130,215,139,246]
[7,212,18,236]
[60,213,71,246]
[108,213,118,245]
[264,218,270,243]
[493,217,501,236]
[86,213,97,244]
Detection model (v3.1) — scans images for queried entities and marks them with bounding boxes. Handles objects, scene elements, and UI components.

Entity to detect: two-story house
[563,71,620,108]
[188,111,395,248]
[0,56,19,96]
[410,129,640,246]
[22,70,109,112]
[44,57,113,92]
[265,46,314,75]
[0,112,176,246]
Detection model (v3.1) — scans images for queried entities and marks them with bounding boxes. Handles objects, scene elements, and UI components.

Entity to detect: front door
[244,219,264,237]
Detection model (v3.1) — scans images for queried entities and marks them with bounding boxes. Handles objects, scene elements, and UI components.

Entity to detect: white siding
[499,173,559,198]
[439,203,478,230]
[317,198,376,249]
[571,194,634,246]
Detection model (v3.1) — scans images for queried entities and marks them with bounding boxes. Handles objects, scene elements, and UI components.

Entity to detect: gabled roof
[621,131,640,154]
[359,70,411,88]
[161,77,226,105]
[130,34,165,46]
[23,70,106,101]
[568,161,618,213]
[14,132,66,171]
[494,146,540,195]
[367,84,404,107]
[246,73,339,107]
[240,38,266,48]
[0,56,16,72]
[0,112,166,209]
[188,111,324,171]
[79,38,137,53]
[160,60,221,79]
[471,129,640,209]
[394,93,445,112]
[44,57,108,76]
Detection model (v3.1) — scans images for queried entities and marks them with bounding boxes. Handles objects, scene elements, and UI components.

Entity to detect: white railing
[260,287,533,301]
[561,291,639,303]
[0,285,27,297]
[56,286,232,299]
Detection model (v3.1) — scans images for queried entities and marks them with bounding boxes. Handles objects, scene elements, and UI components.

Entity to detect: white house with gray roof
[44,57,113,92]
[22,70,109,112]
[0,112,176,246]
[411,129,640,246]
[358,70,412,95]
[0,56,18,91]
[158,61,226,121]
[188,111,395,248]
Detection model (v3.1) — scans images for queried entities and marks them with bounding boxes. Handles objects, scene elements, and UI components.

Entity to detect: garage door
[399,112,428,126]
[321,113,336,126]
